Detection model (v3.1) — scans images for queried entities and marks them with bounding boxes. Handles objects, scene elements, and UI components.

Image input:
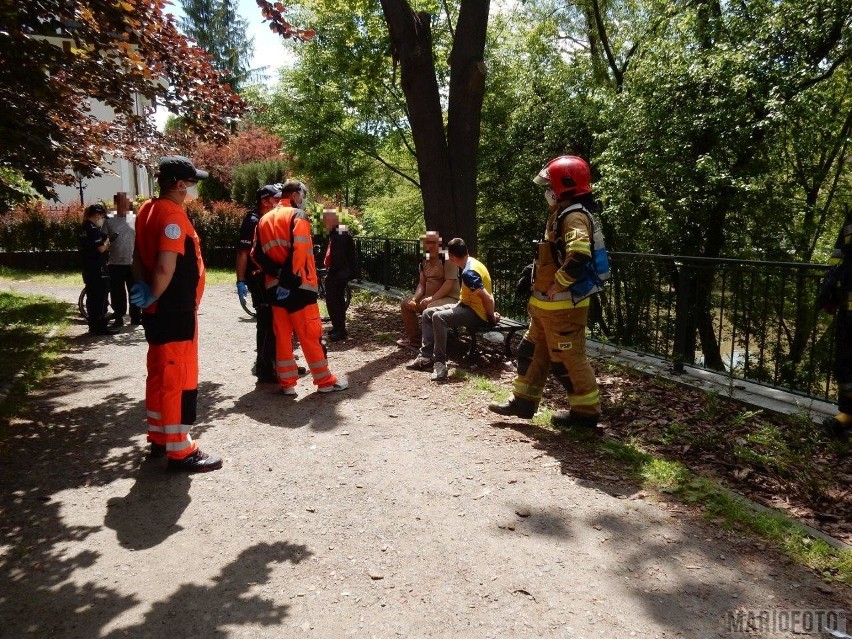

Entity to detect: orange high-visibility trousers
[272,303,338,389]
[145,325,199,460]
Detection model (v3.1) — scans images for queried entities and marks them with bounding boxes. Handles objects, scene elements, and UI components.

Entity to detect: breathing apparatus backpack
[552,203,610,302]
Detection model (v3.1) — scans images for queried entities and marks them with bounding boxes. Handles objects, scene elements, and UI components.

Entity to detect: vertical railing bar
[774,270,788,387]
[717,266,727,354]
[728,268,740,376]
[756,270,771,377]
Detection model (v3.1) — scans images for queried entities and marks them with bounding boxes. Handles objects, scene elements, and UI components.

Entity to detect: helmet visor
[533,165,549,186]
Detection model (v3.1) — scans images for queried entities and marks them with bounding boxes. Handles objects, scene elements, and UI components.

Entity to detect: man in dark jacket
[236,184,281,382]
[79,203,117,335]
[322,209,356,341]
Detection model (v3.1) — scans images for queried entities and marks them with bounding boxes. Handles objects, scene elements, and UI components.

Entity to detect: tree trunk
[446,0,489,254]
[380,0,490,252]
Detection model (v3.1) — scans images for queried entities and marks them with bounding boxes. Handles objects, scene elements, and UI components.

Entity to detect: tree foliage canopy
[0,0,253,203]
[247,0,850,261]
[179,0,258,91]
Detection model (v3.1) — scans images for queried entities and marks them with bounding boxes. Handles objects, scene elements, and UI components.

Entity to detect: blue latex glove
[130,282,157,309]
[236,280,248,304]
[274,286,291,302]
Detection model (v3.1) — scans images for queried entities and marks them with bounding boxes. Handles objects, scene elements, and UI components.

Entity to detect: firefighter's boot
[823,413,852,442]
[488,396,537,419]
[551,410,600,432]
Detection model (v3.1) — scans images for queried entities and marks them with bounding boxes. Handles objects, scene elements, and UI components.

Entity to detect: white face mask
[93,217,105,227]
[544,189,558,207]
[175,182,198,200]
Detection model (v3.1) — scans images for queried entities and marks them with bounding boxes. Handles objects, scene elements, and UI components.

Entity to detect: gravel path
[0,281,848,638]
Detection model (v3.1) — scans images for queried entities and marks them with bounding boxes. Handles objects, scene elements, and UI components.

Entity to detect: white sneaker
[318,377,349,393]
[430,361,448,381]
[281,386,297,396]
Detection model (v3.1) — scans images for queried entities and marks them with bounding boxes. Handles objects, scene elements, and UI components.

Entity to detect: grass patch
[531,406,554,428]
[0,266,81,286]
[350,289,381,308]
[0,266,239,287]
[455,371,510,403]
[0,290,73,422]
[595,438,852,583]
[204,268,239,285]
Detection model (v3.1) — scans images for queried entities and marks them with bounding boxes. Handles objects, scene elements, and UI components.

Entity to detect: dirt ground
[0,281,849,639]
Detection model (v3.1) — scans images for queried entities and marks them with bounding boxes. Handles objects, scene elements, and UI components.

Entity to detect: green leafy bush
[231,160,290,209]
[185,199,247,253]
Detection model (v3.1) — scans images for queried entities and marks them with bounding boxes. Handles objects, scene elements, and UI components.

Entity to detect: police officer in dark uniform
[79,203,118,335]
[818,210,852,441]
[236,184,282,382]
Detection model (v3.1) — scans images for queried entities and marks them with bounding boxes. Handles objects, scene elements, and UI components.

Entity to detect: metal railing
[1,237,834,401]
[350,239,835,401]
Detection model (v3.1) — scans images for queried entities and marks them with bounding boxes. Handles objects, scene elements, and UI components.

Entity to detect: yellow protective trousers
[511,302,600,419]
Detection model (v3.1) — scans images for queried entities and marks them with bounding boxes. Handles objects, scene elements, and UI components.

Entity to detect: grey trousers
[419,303,489,363]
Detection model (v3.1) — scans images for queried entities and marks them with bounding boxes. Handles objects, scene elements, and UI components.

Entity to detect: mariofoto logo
[726,608,847,636]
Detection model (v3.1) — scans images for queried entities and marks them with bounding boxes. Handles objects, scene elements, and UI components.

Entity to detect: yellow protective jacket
[530,205,594,310]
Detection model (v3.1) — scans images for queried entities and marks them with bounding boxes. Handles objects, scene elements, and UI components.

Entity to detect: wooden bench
[459,316,528,359]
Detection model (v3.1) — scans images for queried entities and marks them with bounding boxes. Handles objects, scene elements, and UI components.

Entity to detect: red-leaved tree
[0,0,312,207]
[191,125,292,192]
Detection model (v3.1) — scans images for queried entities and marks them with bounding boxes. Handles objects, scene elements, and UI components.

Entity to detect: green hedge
[0,202,83,251]
[0,199,363,264]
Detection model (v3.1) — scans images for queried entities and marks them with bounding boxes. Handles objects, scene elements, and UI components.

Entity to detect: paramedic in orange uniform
[131,156,223,472]
[251,179,348,395]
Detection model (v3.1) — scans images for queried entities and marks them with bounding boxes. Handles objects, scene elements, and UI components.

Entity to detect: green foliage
[191,124,288,199]
[251,2,410,207]
[179,0,259,91]
[230,160,290,209]
[185,199,247,253]
[0,168,37,213]
[198,177,231,203]
[477,5,603,249]
[594,0,851,259]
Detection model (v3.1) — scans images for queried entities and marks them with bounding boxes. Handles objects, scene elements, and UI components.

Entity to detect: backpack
[553,203,610,301]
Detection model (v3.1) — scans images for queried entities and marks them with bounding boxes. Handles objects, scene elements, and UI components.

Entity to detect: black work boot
[488,397,537,419]
[822,415,852,442]
[551,410,601,433]
[148,442,167,459]
[167,449,223,473]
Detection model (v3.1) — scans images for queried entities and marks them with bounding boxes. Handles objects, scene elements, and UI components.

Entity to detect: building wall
[37,36,154,208]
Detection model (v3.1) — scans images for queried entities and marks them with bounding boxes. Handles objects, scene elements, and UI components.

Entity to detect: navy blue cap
[157,155,209,181]
[256,184,283,202]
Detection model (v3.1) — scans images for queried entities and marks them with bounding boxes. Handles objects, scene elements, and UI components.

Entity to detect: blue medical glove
[236,280,248,304]
[275,286,291,302]
[130,282,157,309]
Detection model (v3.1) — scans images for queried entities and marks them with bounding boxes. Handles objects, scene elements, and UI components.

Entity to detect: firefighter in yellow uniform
[489,155,602,431]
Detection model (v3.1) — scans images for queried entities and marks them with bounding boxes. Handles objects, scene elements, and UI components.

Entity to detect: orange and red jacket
[251,200,318,309]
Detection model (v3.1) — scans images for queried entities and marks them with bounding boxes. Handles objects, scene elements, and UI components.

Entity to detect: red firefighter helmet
[533,155,592,200]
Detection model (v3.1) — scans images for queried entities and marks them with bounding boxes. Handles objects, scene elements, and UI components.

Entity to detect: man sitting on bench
[406,238,499,381]
[397,231,460,347]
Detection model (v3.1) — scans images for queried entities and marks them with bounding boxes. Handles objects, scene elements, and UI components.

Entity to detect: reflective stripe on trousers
[271,303,338,389]
[511,302,600,418]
